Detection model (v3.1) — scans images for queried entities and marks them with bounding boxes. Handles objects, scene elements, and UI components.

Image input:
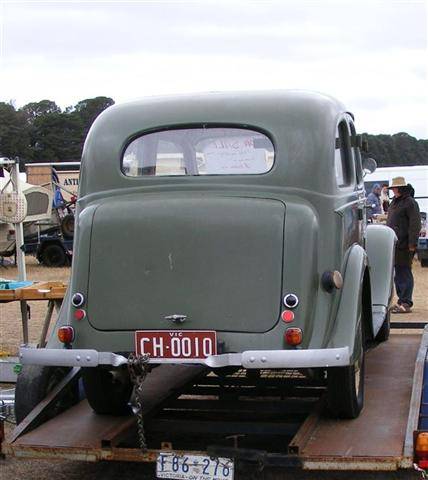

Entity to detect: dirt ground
[1,256,427,356]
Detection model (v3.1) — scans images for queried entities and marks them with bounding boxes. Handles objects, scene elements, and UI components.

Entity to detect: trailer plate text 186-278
[156,453,234,480]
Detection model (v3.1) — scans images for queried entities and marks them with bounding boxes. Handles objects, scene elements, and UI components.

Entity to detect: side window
[348,120,363,185]
[334,121,353,188]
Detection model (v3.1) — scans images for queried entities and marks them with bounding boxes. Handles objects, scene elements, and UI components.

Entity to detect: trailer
[2,323,428,479]
[23,231,73,267]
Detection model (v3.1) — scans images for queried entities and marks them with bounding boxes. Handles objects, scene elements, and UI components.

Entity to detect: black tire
[41,243,67,267]
[421,258,428,268]
[375,309,391,343]
[15,365,79,427]
[82,366,133,415]
[61,214,75,239]
[327,348,365,419]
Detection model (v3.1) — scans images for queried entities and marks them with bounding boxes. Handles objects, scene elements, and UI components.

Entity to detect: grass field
[1,255,427,356]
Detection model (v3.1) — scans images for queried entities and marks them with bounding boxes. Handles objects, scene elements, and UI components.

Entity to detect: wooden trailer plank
[300,333,420,459]
[9,364,206,450]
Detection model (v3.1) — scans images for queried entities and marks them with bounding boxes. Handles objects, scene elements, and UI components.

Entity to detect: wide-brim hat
[387,176,407,188]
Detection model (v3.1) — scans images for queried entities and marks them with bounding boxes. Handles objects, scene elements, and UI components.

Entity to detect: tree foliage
[0,102,31,159]
[30,112,84,162]
[0,97,114,162]
[22,100,61,121]
[363,132,428,167]
[72,96,115,137]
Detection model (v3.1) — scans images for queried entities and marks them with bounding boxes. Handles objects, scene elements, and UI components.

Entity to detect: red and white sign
[135,330,217,359]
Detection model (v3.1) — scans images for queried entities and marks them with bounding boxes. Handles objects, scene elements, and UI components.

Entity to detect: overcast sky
[1,0,427,138]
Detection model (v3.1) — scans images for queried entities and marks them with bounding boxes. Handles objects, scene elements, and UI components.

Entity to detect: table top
[0,281,67,302]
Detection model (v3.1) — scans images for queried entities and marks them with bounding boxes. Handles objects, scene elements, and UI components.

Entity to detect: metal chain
[414,463,428,479]
[127,353,150,451]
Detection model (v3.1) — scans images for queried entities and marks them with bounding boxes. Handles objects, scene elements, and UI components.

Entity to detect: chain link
[414,463,428,479]
[128,353,150,451]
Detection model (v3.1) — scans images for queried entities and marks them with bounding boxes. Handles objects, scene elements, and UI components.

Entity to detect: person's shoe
[391,304,412,314]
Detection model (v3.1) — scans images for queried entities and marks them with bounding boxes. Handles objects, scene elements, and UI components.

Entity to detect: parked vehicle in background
[17,91,396,422]
[22,163,78,266]
[365,165,428,215]
[0,170,53,258]
[26,163,80,203]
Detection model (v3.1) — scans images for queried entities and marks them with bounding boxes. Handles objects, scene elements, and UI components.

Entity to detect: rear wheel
[82,366,133,415]
[327,351,365,419]
[15,365,78,427]
[61,214,75,239]
[375,309,390,343]
[327,317,365,419]
[421,258,428,268]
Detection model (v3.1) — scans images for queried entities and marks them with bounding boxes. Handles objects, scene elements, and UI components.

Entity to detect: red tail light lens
[73,309,86,321]
[58,326,74,344]
[285,328,302,346]
[281,310,295,323]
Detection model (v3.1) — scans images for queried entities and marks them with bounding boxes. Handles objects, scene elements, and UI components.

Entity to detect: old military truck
[17,90,396,421]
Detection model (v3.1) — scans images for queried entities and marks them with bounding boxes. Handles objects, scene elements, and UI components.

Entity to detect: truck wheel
[41,243,67,267]
[327,338,365,419]
[375,309,390,343]
[82,366,133,415]
[15,365,78,427]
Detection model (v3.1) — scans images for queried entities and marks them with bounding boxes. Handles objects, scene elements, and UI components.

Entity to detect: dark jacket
[387,193,421,266]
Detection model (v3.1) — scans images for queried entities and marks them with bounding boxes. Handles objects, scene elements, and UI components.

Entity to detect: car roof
[80,90,348,196]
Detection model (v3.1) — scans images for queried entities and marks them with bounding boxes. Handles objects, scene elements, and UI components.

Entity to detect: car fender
[365,224,396,309]
[327,244,370,363]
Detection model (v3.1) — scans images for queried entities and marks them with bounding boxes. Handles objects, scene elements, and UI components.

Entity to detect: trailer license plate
[135,330,217,359]
[156,453,234,480]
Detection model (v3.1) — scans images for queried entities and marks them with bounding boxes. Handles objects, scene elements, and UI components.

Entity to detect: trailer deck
[3,330,426,474]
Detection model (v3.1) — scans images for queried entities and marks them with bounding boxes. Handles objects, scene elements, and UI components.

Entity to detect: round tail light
[73,309,86,321]
[285,328,302,346]
[58,326,74,344]
[281,310,295,323]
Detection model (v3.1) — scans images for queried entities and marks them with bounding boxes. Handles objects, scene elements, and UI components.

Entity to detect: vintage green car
[17,91,396,420]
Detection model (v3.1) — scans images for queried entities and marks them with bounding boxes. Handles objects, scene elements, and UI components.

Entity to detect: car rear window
[122,127,274,177]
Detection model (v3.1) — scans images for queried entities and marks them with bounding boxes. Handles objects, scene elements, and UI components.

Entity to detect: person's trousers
[394,265,414,307]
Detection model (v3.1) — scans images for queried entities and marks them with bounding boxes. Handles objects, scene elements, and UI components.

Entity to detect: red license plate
[135,330,217,359]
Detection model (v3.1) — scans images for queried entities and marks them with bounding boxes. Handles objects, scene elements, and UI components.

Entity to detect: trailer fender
[327,244,372,363]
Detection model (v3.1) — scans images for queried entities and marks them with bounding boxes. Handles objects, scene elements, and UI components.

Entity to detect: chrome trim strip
[19,346,350,369]
[19,348,128,368]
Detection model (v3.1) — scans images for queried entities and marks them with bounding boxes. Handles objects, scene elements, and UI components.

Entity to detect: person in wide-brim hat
[386,176,421,313]
[387,176,408,189]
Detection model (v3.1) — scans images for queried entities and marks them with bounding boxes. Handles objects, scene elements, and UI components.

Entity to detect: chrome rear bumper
[19,346,350,369]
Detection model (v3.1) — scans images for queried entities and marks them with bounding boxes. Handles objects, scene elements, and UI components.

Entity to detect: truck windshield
[122,127,274,177]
